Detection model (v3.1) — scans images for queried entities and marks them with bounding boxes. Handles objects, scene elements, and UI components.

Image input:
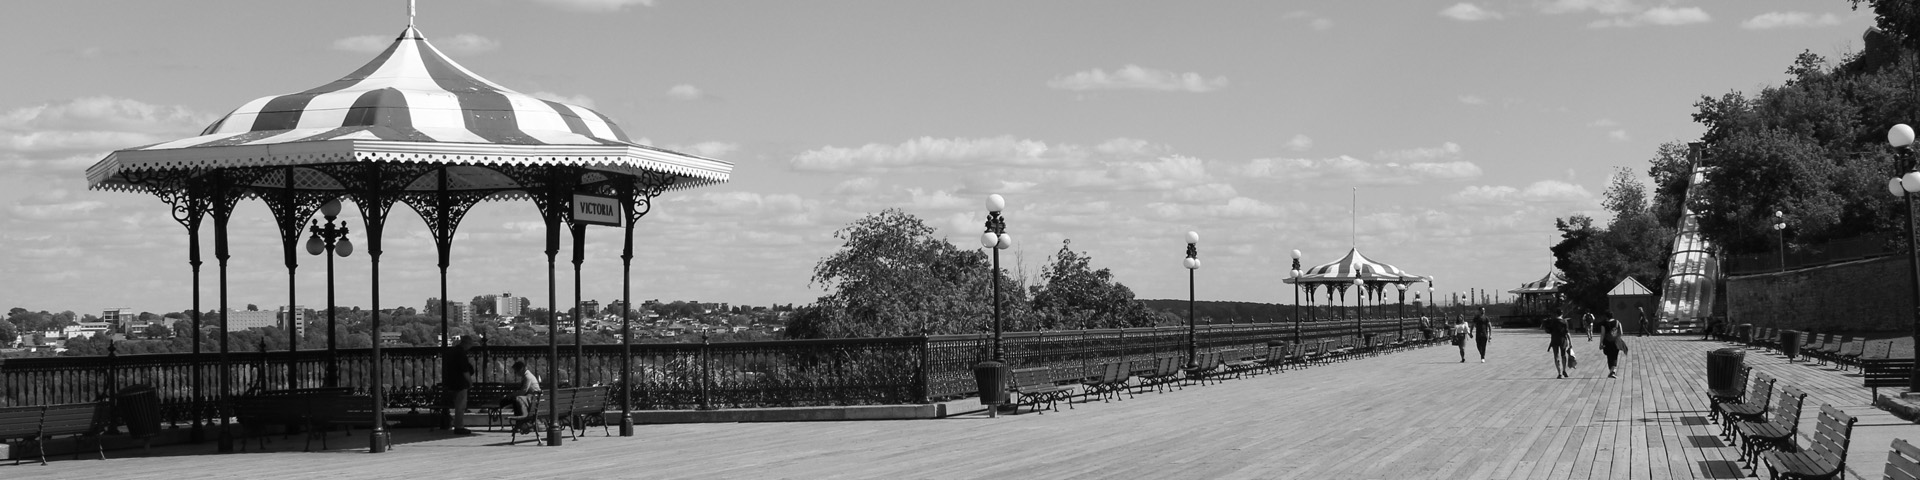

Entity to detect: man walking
[1470,308,1492,363]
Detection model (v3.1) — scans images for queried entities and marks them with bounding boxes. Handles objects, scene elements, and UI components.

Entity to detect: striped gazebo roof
[87,26,731,193]
[1284,248,1422,285]
[1509,270,1562,295]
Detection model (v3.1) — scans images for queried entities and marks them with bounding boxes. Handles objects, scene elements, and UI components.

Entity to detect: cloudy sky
[0,0,1877,316]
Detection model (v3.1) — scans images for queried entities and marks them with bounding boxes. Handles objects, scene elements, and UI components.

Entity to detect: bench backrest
[1840,339,1865,357]
[260,387,354,397]
[1010,367,1051,389]
[0,406,41,439]
[39,402,105,437]
[1805,404,1858,467]
[1101,362,1123,383]
[1770,385,1809,429]
[1744,373,1775,406]
[1864,359,1916,386]
[1806,333,1824,348]
[1885,438,1919,480]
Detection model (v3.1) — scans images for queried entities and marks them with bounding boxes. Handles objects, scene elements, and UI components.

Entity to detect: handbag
[1567,350,1579,369]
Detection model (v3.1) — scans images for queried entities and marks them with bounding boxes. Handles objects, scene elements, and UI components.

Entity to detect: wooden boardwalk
[4,331,1912,479]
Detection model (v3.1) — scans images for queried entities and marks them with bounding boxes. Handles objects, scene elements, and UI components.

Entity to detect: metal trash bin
[1778,330,1801,361]
[115,384,162,442]
[1706,348,1745,395]
[972,360,1009,413]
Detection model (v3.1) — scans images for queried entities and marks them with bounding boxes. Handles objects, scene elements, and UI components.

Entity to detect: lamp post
[1291,250,1302,344]
[1396,283,1408,341]
[1884,124,1920,394]
[1184,231,1200,368]
[304,198,352,387]
[973,194,1012,416]
[1773,210,1787,273]
[1351,278,1363,350]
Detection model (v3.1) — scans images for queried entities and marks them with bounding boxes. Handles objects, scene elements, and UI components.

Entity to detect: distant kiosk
[1607,277,1659,334]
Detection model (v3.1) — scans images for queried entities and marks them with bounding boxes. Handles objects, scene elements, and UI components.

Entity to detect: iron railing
[0,317,1425,425]
[1723,234,1893,276]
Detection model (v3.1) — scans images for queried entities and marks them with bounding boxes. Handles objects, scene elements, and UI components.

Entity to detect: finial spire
[409,0,417,27]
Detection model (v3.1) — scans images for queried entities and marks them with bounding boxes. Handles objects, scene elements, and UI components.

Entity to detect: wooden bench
[461,382,521,431]
[1812,335,1845,365]
[7,402,109,465]
[1861,343,1915,402]
[550,386,610,439]
[1736,384,1808,467]
[1834,338,1867,371]
[1760,404,1857,480]
[506,391,546,445]
[1008,367,1070,414]
[1181,351,1222,386]
[1881,438,1919,480]
[1718,373,1774,440]
[1261,342,1293,374]
[1225,347,1263,379]
[1706,365,1752,425]
[1079,362,1129,403]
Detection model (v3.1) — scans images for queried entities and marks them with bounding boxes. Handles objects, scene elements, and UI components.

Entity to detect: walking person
[1451,314,1470,362]
[1544,314,1571,378]
[1583,312,1598,342]
[1636,306,1651,337]
[441,335,476,435]
[1599,315,1630,378]
[1470,308,1492,362]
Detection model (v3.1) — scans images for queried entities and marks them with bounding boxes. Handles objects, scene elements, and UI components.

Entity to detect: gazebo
[1283,248,1427,346]
[1507,269,1564,317]
[86,18,731,452]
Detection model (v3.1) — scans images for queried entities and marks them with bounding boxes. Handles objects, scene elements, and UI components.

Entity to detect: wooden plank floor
[4,331,1911,479]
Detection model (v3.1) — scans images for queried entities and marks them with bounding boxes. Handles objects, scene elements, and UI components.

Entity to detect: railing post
[918,334,932,404]
[699,335,711,410]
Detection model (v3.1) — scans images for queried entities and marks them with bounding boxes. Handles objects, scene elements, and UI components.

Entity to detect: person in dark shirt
[440,335,475,435]
[1470,308,1492,363]
[1599,316,1629,378]
[1543,315,1571,378]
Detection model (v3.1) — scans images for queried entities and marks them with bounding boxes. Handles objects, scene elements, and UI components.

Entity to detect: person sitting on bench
[504,361,542,434]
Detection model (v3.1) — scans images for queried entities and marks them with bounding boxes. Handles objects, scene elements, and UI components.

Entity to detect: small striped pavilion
[1284,248,1429,323]
[85,17,731,453]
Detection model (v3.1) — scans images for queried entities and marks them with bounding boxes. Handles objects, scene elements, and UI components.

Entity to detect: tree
[0,318,16,345]
[1028,240,1156,330]
[787,209,1026,338]
[144,322,173,339]
[1552,169,1672,317]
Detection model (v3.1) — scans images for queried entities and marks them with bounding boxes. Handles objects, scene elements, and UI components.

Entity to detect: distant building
[448,302,473,324]
[379,331,402,346]
[224,306,305,336]
[496,293,524,318]
[581,300,600,318]
[102,308,137,333]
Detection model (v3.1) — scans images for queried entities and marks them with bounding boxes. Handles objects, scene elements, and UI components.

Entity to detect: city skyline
[0,1,1876,314]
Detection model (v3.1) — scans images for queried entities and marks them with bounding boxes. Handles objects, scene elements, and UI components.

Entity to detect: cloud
[1375,142,1463,163]
[1586,118,1618,127]
[0,97,211,156]
[438,34,501,54]
[665,141,739,158]
[331,35,388,53]
[1283,11,1334,30]
[529,91,596,109]
[1587,7,1711,28]
[1538,0,1642,15]
[1457,94,1486,105]
[1607,130,1630,142]
[1441,3,1505,21]
[531,0,656,12]
[666,84,709,101]
[333,33,498,54]
[1047,65,1229,93]
[1232,155,1483,186]
[1448,180,1595,206]
[791,136,1119,172]
[1285,134,1313,152]
[1741,12,1842,30]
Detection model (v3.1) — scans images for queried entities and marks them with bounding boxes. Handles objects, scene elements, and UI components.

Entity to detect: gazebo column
[405,166,486,353]
[147,176,210,443]
[616,174,669,436]
[263,167,323,389]
[329,162,413,454]
[540,185,567,447]
[571,222,585,392]
[208,173,241,453]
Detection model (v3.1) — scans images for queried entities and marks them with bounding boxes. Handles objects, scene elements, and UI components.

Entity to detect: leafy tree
[787,209,1027,338]
[144,322,172,339]
[1552,169,1671,316]
[1029,240,1155,330]
[0,318,16,344]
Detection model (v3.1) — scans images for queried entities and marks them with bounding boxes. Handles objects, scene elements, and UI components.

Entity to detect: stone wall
[1725,254,1914,333]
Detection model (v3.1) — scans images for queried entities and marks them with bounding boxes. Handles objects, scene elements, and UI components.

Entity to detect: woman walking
[1599,315,1629,378]
[1452,314,1470,362]
[1544,314,1571,378]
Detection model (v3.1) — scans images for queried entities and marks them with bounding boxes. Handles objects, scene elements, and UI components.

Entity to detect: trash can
[1736,324,1753,345]
[115,384,162,440]
[1706,348,1745,396]
[1779,330,1801,361]
[972,360,1009,409]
